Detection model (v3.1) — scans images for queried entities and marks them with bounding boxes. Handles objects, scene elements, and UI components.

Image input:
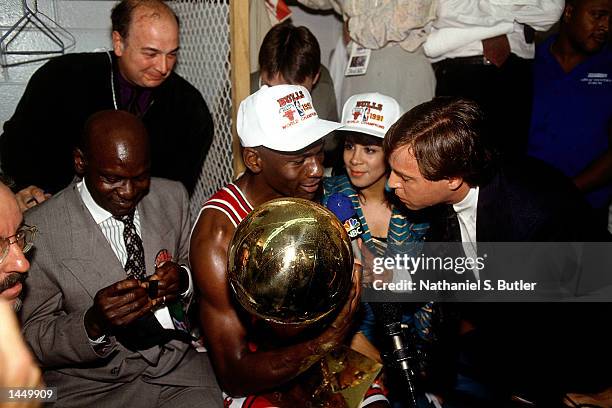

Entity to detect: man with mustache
[0,180,32,311]
[0,180,42,406]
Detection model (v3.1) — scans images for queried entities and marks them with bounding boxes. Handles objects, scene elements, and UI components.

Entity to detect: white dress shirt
[78,180,143,265]
[453,186,480,279]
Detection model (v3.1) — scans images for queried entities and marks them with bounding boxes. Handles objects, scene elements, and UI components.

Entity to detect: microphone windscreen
[326,192,356,222]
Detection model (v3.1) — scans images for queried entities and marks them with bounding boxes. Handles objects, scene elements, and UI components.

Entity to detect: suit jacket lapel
[61,184,128,298]
[477,171,504,242]
[139,189,172,277]
[59,184,166,364]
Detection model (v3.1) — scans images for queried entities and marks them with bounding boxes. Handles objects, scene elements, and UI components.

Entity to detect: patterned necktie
[114,213,146,280]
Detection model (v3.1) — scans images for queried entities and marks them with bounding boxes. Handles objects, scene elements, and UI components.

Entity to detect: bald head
[0,182,20,227]
[80,110,150,160]
[75,110,151,216]
[111,0,179,88]
[0,182,21,247]
[111,0,178,40]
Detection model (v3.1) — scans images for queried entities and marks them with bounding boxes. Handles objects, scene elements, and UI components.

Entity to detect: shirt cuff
[154,305,175,329]
[179,264,193,298]
[87,333,115,356]
[88,334,106,344]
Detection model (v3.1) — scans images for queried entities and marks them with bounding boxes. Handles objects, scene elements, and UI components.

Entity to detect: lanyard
[107,50,118,110]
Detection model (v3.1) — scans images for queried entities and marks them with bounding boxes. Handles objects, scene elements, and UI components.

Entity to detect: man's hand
[317,262,363,353]
[15,185,51,212]
[147,261,181,305]
[84,279,152,339]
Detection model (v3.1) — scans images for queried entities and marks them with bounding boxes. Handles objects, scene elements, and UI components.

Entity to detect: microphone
[326,193,363,240]
[326,193,363,262]
[370,302,419,408]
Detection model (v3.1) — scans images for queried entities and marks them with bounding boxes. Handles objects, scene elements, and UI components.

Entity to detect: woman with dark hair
[322,94,443,407]
[323,93,428,287]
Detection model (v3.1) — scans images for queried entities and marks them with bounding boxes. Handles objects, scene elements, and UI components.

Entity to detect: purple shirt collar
[115,67,154,117]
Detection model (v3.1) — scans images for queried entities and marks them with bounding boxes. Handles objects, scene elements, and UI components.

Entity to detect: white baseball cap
[339,93,403,139]
[237,84,342,152]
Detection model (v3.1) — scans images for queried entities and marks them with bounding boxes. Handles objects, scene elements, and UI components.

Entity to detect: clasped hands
[84,261,182,339]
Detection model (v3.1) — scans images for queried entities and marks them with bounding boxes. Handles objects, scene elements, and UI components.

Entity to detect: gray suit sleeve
[176,182,191,266]
[20,233,117,368]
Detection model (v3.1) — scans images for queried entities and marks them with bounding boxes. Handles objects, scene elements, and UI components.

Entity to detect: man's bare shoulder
[190,207,237,296]
[191,207,236,248]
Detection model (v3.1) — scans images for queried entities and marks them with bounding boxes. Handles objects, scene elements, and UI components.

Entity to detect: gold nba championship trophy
[228,198,382,408]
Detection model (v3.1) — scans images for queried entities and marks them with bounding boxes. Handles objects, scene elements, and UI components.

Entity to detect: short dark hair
[259,22,321,84]
[111,0,178,40]
[384,97,495,186]
[344,132,383,148]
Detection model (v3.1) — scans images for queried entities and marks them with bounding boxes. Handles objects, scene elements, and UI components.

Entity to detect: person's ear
[112,31,125,56]
[243,147,263,174]
[74,148,87,177]
[562,4,574,24]
[312,68,321,87]
[447,176,464,191]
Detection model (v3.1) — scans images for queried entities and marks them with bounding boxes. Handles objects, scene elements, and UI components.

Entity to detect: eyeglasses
[0,224,38,264]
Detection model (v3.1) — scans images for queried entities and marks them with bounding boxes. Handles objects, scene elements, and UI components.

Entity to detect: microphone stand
[381,321,419,408]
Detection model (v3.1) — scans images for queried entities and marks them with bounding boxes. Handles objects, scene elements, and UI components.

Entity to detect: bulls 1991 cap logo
[348,100,385,130]
[277,90,317,130]
[352,106,371,123]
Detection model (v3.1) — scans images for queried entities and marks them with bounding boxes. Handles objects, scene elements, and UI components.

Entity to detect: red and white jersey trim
[199,183,254,228]
[359,382,388,407]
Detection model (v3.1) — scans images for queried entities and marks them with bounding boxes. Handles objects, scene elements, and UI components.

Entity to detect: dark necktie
[445,205,462,243]
[114,213,146,280]
[126,88,143,117]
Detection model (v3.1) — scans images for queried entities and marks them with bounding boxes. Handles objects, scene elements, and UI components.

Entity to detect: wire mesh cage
[172,0,234,221]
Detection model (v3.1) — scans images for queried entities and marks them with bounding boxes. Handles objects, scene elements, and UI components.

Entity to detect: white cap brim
[263,118,342,152]
[337,124,385,139]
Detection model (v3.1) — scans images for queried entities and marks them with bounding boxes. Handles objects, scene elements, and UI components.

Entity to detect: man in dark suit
[384,97,603,243]
[384,97,612,405]
[20,111,221,407]
[1,0,212,211]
